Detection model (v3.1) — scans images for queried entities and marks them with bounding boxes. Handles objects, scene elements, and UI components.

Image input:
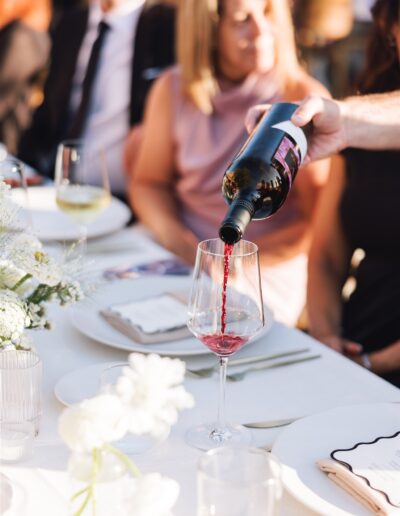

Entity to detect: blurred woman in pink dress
[127,0,330,326]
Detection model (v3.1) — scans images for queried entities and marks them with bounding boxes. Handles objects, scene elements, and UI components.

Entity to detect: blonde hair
[177,0,301,114]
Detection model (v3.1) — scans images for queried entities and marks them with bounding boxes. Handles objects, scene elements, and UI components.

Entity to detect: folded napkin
[100,291,191,344]
[317,458,400,515]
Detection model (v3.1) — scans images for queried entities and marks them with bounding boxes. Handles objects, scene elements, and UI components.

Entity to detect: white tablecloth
[2,226,400,516]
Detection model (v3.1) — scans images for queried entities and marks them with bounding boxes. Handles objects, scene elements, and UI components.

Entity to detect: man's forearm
[342,91,400,150]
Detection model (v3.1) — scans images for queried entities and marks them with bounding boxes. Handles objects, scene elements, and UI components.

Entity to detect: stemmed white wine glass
[54,140,111,250]
[187,238,264,450]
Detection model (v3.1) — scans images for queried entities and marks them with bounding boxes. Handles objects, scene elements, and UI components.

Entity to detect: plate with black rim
[272,402,400,516]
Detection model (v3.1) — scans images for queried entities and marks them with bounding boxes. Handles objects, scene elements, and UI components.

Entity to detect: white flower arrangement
[59,353,194,516]
[0,177,83,350]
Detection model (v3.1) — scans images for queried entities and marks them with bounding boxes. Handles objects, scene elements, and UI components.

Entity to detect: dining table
[2,224,400,516]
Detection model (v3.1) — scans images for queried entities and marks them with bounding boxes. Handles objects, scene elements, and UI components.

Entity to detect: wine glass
[54,140,111,250]
[187,238,264,450]
[0,157,31,231]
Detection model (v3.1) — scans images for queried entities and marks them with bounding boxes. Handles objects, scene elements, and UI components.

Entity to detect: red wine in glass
[199,334,250,356]
[186,238,264,450]
[200,243,249,357]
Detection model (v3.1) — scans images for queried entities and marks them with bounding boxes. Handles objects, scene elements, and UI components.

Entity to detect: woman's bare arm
[127,72,199,264]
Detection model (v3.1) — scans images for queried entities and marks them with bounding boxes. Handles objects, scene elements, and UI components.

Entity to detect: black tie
[68,20,110,139]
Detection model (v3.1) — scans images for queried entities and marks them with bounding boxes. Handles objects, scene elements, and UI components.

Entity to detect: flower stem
[71,448,100,516]
[104,444,142,478]
[11,273,32,291]
[71,486,90,501]
[91,448,100,516]
[27,283,52,304]
[74,490,91,516]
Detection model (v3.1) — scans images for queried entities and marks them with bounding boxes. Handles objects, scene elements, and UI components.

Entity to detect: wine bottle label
[272,136,301,188]
[271,121,308,163]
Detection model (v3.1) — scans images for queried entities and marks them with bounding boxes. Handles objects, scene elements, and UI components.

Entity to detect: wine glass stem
[216,356,228,432]
[78,224,88,254]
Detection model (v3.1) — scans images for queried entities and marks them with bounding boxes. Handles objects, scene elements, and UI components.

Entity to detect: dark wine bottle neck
[219,195,273,244]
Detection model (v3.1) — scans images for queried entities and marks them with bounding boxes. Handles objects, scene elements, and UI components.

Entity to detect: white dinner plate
[70,276,273,357]
[272,402,400,515]
[11,186,131,240]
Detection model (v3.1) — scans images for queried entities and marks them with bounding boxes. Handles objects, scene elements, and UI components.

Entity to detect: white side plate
[12,186,131,240]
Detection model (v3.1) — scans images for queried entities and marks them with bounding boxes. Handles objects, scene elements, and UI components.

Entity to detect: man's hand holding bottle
[247,91,400,162]
[245,96,347,164]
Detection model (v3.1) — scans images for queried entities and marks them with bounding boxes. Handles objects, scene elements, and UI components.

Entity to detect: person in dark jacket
[18,0,175,196]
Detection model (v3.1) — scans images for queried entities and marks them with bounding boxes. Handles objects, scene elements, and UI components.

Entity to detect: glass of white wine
[54,140,111,249]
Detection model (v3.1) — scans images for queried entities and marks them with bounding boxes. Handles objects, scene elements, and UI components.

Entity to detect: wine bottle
[219,102,309,244]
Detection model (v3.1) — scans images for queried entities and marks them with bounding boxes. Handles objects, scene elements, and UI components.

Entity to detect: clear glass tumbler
[0,351,42,435]
[197,447,282,516]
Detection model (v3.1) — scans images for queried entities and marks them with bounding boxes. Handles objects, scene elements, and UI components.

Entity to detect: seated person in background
[0,0,51,154]
[18,0,175,198]
[307,0,400,386]
[127,0,330,327]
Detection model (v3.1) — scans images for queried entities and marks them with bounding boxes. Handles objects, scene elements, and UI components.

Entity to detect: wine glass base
[185,422,252,451]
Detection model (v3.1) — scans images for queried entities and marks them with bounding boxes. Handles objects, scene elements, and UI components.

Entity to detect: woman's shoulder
[153,64,182,95]
[159,64,181,83]
[283,71,331,101]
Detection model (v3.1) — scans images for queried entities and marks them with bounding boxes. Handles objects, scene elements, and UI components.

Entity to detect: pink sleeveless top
[168,66,300,242]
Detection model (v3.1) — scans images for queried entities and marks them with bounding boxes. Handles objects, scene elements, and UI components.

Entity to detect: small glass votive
[197,447,282,516]
[0,421,35,463]
[0,350,42,435]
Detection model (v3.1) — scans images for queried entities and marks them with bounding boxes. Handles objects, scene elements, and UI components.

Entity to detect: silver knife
[226,354,322,381]
[243,416,303,429]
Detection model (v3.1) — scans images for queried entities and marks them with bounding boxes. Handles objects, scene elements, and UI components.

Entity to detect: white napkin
[317,458,400,515]
[110,294,187,334]
[100,292,191,344]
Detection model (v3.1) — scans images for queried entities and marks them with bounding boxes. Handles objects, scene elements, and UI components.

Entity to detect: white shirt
[69,0,145,194]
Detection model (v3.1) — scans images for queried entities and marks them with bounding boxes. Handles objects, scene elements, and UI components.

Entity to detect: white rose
[125,473,179,516]
[0,289,29,341]
[58,394,128,453]
[115,353,194,437]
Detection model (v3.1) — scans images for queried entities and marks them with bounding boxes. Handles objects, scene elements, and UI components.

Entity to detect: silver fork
[186,348,311,378]
[226,354,321,382]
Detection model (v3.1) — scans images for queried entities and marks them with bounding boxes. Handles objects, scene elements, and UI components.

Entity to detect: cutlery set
[186,347,321,381]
